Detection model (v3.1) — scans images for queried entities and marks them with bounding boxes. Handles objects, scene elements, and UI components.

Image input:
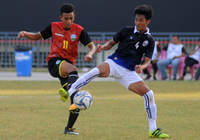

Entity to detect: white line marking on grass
[93,97,199,101]
[0,96,199,101]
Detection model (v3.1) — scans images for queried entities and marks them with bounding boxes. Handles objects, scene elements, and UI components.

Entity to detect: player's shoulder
[51,22,63,26]
[121,26,133,31]
[118,26,134,35]
[72,23,84,30]
[145,32,154,41]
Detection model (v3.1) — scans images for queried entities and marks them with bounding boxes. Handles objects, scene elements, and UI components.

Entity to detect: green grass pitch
[0,81,200,140]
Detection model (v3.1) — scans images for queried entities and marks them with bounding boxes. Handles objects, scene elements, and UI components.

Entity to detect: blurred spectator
[195,66,200,80]
[143,41,161,80]
[157,35,187,80]
[179,39,200,80]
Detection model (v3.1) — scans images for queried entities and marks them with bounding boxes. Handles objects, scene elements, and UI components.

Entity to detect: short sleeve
[144,38,155,59]
[40,24,52,40]
[113,27,125,43]
[79,29,92,46]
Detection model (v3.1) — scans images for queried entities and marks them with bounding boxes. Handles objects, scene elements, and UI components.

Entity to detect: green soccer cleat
[149,128,169,138]
[58,88,69,102]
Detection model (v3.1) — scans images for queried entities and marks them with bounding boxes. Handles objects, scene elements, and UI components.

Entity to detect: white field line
[0,95,199,101]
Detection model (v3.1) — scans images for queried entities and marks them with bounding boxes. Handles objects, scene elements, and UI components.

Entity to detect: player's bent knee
[145,90,155,104]
[128,82,150,96]
[60,62,77,76]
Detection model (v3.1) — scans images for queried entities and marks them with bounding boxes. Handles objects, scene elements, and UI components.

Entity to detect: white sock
[68,67,100,96]
[143,90,157,131]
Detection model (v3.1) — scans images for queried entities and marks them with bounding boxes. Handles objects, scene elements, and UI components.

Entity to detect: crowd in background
[143,35,200,81]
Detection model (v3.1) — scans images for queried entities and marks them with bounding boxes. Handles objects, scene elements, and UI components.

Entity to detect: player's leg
[129,81,169,138]
[58,61,81,135]
[48,58,80,135]
[152,61,157,80]
[129,81,157,130]
[63,93,80,135]
[157,59,171,80]
[114,68,158,132]
[58,76,80,135]
[116,70,169,138]
[185,57,198,80]
[143,68,151,80]
[195,66,200,80]
[171,58,180,80]
[68,62,110,96]
[48,57,73,101]
[128,81,169,138]
[180,57,189,80]
[58,60,78,101]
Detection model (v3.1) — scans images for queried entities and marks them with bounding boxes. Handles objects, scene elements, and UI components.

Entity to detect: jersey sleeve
[182,47,187,54]
[113,27,125,43]
[79,29,92,46]
[40,24,52,40]
[144,38,155,59]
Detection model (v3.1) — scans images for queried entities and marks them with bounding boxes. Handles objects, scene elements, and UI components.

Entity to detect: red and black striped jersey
[40,22,92,64]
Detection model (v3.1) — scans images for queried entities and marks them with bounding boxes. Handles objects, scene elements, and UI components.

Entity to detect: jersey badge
[114,57,117,60]
[130,36,134,39]
[142,40,149,47]
[71,34,77,41]
[56,60,61,65]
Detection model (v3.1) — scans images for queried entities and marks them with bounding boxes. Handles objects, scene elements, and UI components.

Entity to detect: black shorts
[185,56,198,67]
[48,57,73,86]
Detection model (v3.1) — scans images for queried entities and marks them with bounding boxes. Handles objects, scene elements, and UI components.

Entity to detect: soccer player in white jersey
[157,35,187,80]
[59,4,169,138]
[179,39,200,80]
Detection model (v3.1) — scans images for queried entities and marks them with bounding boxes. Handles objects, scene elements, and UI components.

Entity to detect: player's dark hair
[60,3,75,15]
[134,5,153,20]
[172,35,179,40]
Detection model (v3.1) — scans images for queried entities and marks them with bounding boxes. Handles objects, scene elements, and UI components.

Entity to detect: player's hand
[152,59,158,64]
[18,31,25,39]
[96,44,103,53]
[135,65,143,73]
[172,56,179,59]
[84,54,93,62]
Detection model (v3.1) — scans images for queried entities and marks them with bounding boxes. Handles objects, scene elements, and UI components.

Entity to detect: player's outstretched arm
[96,39,116,53]
[84,42,96,62]
[101,39,116,51]
[18,31,42,40]
[135,57,151,73]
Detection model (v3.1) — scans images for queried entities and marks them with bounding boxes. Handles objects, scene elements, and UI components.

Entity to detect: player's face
[60,12,75,29]
[135,14,150,34]
[172,36,179,44]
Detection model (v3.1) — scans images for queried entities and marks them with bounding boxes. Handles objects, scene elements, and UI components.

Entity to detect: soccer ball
[73,90,93,110]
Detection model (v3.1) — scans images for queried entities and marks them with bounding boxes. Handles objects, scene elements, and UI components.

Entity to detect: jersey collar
[133,26,150,35]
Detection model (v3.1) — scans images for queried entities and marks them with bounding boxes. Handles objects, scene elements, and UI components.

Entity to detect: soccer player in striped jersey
[18,3,96,135]
[60,5,169,138]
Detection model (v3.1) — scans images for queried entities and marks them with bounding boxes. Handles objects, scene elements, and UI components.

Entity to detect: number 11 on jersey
[63,40,68,49]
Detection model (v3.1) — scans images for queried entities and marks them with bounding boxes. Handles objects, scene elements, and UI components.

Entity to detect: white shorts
[105,59,143,90]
